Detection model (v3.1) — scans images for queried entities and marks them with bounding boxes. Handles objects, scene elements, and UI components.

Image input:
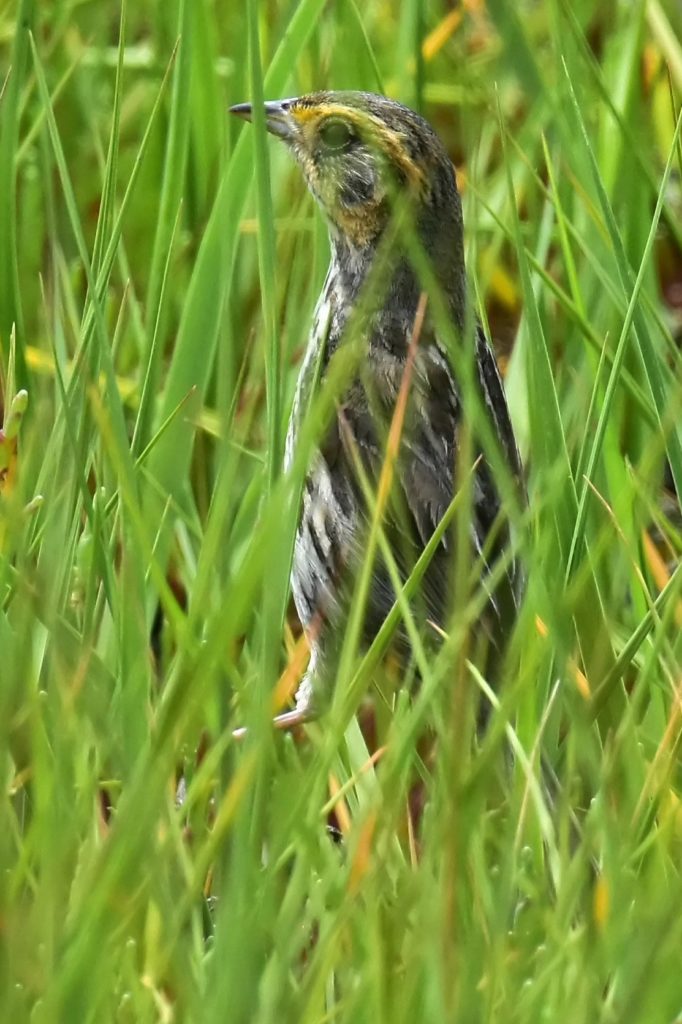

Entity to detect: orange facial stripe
[291,104,372,131]
[289,101,429,212]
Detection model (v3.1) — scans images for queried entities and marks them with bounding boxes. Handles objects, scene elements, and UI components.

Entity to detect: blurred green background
[1,1,682,1021]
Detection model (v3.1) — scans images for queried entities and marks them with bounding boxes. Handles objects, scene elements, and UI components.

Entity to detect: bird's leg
[231,697,316,740]
[231,631,321,739]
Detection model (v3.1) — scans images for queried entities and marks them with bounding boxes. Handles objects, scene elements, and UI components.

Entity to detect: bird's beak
[229,99,297,142]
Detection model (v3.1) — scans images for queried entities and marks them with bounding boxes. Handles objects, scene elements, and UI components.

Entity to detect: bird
[230,91,525,726]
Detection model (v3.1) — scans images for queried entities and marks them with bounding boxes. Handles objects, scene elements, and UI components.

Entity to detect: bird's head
[230,91,463,261]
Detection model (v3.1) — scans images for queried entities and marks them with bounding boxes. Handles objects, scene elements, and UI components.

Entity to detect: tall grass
[1,0,682,1021]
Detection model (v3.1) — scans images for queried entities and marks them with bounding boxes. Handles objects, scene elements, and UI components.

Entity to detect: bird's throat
[329,217,466,338]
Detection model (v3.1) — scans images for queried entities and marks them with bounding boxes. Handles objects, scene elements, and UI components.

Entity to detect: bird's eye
[318,119,354,151]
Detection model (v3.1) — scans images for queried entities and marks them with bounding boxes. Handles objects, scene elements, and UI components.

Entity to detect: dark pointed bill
[229,99,296,142]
